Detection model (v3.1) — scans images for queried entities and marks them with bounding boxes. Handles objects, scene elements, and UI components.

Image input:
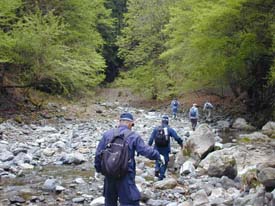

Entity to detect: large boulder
[257,161,275,191]
[186,124,215,159]
[232,118,255,131]
[199,149,237,179]
[262,121,275,131]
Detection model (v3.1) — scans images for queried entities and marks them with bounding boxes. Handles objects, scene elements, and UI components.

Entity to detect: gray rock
[9,195,26,203]
[90,196,104,206]
[186,124,215,159]
[0,150,14,162]
[73,197,85,203]
[153,178,177,190]
[146,199,170,206]
[232,118,255,131]
[257,167,275,190]
[191,189,209,206]
[43,179,58,191]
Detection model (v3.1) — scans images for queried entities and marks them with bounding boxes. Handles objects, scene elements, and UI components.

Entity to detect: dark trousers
[155,151,169,180]
[104,174,140,206]
[191,118,198,131]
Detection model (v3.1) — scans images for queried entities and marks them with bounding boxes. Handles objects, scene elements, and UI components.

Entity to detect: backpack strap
[122,130,133,141]
[108,128,133,144]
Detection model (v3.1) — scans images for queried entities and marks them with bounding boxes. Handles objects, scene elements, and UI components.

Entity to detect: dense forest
[0,0,275,121]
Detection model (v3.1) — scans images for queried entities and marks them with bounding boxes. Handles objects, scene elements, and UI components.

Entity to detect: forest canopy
[0,0,274,118]
[0,0,112,94]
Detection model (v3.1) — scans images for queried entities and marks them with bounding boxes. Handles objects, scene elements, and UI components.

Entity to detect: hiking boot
[155,171,159,177]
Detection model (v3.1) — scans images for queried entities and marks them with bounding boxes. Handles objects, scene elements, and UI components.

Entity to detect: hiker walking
[94,112,164,206]
[170,98,179,119]
[203,101,214,119]
[148,115,183,181]
[189,103,199,131]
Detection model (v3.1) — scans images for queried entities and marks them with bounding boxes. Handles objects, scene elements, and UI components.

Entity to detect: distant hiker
[171,98,179,119]
[94,112,164,206]
[148,115,183,181]
[189,103,199,131]
[203,101,214,119]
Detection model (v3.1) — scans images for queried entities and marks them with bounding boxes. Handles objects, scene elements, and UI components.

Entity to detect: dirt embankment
[0,87,244,124]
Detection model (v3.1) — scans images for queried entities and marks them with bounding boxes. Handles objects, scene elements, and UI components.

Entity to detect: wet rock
[9,195,26,204]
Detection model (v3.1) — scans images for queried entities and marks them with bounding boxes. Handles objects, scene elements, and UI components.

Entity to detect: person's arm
[136,135,160,160]
[169,128,183,147]
[94,134,107,173]
[148,128,157,146]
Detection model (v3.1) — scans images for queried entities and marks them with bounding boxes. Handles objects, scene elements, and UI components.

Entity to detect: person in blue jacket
[94,112,164,206]
[148,115,183,181]
[171,98,179,119]
[189,103,199,131]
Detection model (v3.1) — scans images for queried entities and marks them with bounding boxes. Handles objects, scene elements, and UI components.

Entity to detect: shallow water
[0,163,97,205]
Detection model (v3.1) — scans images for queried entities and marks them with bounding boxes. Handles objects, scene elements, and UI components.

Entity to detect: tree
[0,0,112,94]
[117,0,175,99]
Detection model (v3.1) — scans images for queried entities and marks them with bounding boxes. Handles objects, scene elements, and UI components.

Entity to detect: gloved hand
[94,172,101,181]
[159,154,165,165]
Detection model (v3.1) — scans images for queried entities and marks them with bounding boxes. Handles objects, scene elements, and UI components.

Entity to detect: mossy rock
[241,169,261,189]
[238,137,251,143]
[14,115,23,123]
[0,117,5,124]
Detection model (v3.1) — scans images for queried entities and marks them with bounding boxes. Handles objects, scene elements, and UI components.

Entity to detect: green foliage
[116,0,175,99]
[0,0,112,95]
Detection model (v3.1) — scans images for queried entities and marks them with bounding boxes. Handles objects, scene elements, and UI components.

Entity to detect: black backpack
[155,126,169,147]
[100,129,132,179]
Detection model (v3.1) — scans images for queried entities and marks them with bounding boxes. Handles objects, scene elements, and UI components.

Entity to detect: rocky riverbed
[0,102,275,206]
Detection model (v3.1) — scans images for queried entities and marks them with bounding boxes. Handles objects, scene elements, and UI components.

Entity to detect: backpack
[206,103,213,109]
[155,126,169,147]
[100,129,132,179]
[190,107,197,117]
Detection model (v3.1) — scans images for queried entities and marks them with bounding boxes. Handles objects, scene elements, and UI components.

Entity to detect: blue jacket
[95,125,160,175]
[148,124,183,153]
[189,106,199,119]
[171,100,179,111]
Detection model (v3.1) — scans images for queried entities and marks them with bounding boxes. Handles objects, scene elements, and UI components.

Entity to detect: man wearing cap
[189,103,199,131]
[94,112,165,206]
[148,115,183,181]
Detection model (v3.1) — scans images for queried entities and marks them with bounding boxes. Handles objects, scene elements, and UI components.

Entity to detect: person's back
[148,115,183,180]
[203,101,213,119]
[171,99,179,119]
[189,104,199,131]
[94,113,163,206]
